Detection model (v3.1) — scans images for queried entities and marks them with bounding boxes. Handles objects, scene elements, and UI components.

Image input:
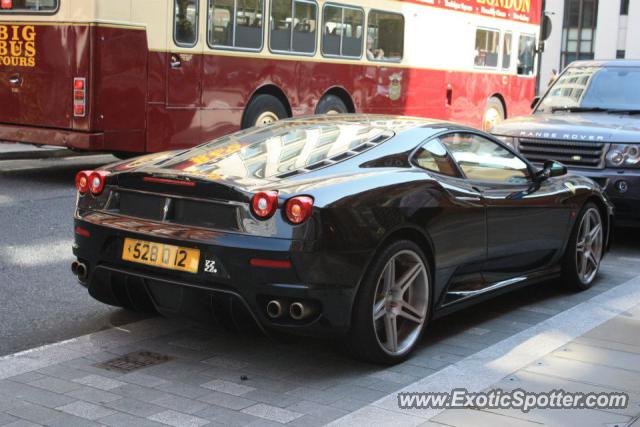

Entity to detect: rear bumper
[73,212,365,336]
[570,167,640,227]
[0,123,104,151]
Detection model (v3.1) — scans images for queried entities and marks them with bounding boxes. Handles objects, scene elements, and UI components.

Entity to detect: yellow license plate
[122,238,200,274]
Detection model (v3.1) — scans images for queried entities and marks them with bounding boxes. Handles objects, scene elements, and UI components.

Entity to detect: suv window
[441,133,529,184]
[538,66,640,112]
[0,0,58,13]
[175,0,199,47]
[414,139,461,177]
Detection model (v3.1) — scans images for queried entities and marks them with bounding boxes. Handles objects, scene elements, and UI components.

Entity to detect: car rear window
[0,0,59,13]
[152,120,393,179]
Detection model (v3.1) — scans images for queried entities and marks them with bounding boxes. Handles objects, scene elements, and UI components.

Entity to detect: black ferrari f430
[72,115,613,364]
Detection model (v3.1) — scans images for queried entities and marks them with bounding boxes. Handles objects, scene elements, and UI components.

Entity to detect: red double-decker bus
[0,0,542,156]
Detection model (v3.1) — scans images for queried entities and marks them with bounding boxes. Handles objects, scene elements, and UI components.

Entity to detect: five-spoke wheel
[575,207,604,285]
[563,202,605,290]
[349,240,431,364]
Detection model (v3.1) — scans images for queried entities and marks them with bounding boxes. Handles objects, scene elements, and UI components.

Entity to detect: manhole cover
[95,351,173,373]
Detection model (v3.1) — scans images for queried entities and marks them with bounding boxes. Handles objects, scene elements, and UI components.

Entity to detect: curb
[0,148,97,161]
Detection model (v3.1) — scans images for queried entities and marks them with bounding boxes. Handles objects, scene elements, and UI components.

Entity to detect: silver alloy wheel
[576,207,604,284]
[325,109,341,115]
[255,111,279,126]
[373,250,429,356]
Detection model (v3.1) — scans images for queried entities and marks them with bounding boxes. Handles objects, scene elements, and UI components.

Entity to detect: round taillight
[285,196,314,224]
[251,191,279,219]
[75,170,90,194]
[89,171,109,195]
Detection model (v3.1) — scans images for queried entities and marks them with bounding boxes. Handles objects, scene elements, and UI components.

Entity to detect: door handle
[170,55,181,69]
[8,75,21,86]
[457,196,482,202]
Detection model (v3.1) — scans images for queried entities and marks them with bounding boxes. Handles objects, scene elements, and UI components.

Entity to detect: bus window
[208,0,263,50]
[502,32,512,69]
[518,34,536,76]
[0,0,58,13]
[367,10,403,62]
[322,5,363,58]
[474,28,499,67]
[292,1,317,53]
[270,0,317,54]
[174,0,199,47]
[322,5,342,56]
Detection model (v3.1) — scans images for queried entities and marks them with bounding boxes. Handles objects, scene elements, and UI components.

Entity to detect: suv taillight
[73,78,87,117]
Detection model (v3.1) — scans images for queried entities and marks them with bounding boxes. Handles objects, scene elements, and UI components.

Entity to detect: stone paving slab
[427,301,640,427]
[0,260,637,426]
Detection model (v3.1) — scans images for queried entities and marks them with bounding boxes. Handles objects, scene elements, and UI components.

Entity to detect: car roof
[567,59,640,68]
[276,114,473,135]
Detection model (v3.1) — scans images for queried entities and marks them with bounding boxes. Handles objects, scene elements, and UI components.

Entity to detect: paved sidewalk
[0,261,638,426]
[428,302,640,426]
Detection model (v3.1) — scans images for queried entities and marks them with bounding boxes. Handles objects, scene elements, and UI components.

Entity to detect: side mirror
[541,15,553,41]
[531,96,541,110]
[536,160,567,181]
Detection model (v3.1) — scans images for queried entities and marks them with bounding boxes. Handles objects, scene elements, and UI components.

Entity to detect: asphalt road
[1,154,639,358]
[0,155,147,356]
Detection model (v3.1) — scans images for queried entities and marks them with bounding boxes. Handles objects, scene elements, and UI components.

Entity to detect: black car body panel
[73,115,613,337]
[492,60,640,226]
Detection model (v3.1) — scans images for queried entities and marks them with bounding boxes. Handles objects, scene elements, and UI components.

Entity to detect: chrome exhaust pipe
[266,300,285,319]
[71,261,79,276]
[76,263,89,281]
[290,302,316,321]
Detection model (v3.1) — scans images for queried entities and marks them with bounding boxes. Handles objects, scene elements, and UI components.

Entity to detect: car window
[440,133,529,184]
[413,139,461,178]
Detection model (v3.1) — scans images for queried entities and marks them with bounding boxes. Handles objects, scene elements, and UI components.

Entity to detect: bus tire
[242,94,288,129]
[482,97,505,131]
[315,94,348,115]
[113,152,141,160]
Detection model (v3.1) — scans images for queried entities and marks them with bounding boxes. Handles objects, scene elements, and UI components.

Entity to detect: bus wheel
[114,152,141,160]
[482,97,505,131]
[242,94,288,128]
[316,94,348,115]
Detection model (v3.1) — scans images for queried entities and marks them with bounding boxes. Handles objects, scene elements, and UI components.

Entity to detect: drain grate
[95,351,173,373]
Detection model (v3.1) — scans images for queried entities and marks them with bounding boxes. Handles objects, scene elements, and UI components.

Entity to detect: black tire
[482,97,505,131]
[315,94,349,115]
[348,240,431,365]
[242,94,288,129]
[561,202,605,291]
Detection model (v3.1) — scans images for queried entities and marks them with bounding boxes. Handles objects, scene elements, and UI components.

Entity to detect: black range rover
[491,60,640,227]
